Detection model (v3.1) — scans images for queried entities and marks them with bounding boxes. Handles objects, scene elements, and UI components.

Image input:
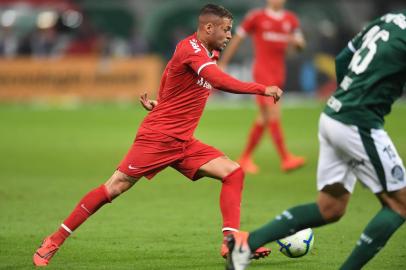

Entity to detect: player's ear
[205,22,214,34]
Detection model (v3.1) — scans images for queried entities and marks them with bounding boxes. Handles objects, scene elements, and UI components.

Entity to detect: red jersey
[238,9,300,86]
[141,33,267,141]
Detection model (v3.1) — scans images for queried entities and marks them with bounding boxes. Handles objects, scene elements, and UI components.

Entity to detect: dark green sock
[340,207,405,270]
[248,203,327,251]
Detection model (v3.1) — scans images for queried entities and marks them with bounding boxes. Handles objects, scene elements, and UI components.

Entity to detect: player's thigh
[354,128,406,194]
[256,97,280,123]
[321,114,406,194]
[172,139,228,181]
[317,114,357,193]
[118,129,182,179]
[376,187,406,218]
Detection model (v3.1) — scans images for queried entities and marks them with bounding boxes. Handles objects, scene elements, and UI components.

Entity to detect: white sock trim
[61,223,73,234]
[222,227,239,232]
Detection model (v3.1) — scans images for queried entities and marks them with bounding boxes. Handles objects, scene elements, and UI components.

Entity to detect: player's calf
[32,182,116,266]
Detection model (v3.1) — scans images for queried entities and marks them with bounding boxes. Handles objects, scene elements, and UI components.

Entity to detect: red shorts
[254,77,284,106]
[118,127,224,180]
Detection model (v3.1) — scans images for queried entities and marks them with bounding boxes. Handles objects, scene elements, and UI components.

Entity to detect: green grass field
[1,101,405,270]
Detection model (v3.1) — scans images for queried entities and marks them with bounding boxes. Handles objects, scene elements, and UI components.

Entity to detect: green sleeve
[335,46,353,84]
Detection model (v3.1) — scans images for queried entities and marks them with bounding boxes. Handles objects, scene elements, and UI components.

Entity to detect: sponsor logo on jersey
[262,31,289,42]
[196,77,212,90]
[391,165,404,182]
[327,96,342,112]
[340,76,353,91]
[189,39,201,53]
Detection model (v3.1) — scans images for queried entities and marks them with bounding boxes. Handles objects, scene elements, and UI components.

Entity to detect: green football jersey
[325,11,406,129]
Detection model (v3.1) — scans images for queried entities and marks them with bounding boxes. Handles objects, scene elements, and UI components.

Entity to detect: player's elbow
[209,79,224,90]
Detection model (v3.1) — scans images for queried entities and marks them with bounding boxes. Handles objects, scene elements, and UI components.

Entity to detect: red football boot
[237,157,259,174]
[33,237,60,266]
[281,154,306,172]
[221,238,271,259]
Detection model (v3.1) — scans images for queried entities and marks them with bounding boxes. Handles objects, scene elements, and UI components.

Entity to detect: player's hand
[139,92,158,111]
[264,86,283,103]
[289,33,306,50]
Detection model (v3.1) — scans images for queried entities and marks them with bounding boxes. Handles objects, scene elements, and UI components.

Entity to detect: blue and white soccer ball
[276,228,314,258]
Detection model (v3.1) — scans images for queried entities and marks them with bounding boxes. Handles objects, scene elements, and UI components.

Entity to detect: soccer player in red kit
[219,0,306,173]
[32,4,283,267]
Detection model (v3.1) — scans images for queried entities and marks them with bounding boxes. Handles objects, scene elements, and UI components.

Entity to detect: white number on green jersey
[349,25,389,74]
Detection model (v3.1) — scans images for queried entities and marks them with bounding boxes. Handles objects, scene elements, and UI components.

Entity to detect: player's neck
[266,5,284,13]
[196,32,213,52]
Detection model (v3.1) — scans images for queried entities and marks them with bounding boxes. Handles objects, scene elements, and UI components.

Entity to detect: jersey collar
[265,8,285,20]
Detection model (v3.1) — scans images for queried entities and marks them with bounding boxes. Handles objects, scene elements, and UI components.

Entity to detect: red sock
[220,167,244,236]
[241,122,265,159]
[50,184,112,245]
[268,119,288,160]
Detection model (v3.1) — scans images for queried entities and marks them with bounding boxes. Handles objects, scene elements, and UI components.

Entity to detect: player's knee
[378,188,406,218]
[105,171,138,199]
[318,202,346,223]
[222,166,244,186]
[382,195,406,218]
[318,184,349,222]
[391,205,406,219]
[381,202,406,219]
[256,112,266,125]
[220,160,241,178]
[396,200,406,218]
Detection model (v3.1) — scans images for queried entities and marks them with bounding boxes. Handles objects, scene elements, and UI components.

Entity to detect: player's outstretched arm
[139,92,158,111]
[200,64,283,103]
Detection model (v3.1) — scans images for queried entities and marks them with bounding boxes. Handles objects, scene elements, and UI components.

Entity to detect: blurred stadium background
[0,0,404,102]
[1,1,405,269]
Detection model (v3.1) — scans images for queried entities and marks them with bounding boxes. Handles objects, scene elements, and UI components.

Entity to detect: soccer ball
[276,228,314,258]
